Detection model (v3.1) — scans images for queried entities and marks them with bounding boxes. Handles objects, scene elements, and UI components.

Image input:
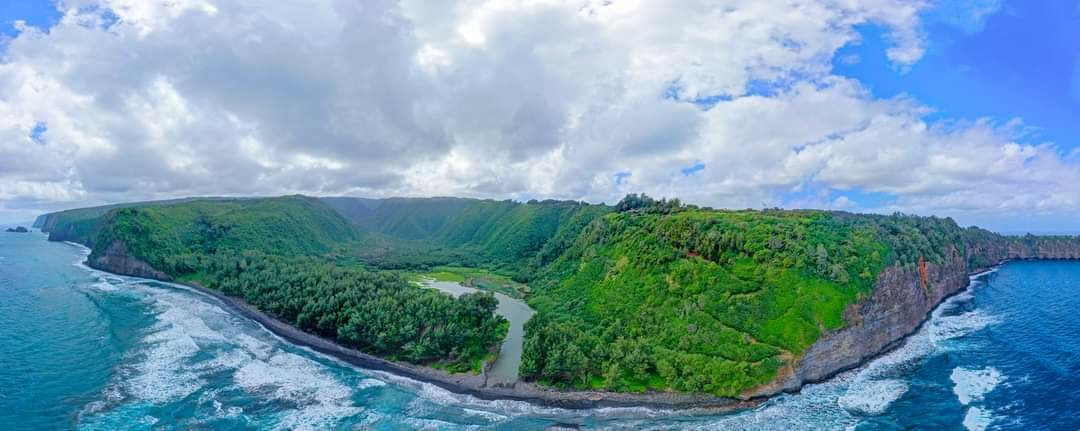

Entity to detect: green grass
[421,270,467,283]
[405,265,531,299]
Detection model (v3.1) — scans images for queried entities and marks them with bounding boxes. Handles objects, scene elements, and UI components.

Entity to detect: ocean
[2,231,1076,430]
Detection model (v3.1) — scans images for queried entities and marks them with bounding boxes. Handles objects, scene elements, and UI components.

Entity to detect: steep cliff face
[34,212,63,232]
[752,239,1080,398]
[748,249,969,396]
[88,240,172,281]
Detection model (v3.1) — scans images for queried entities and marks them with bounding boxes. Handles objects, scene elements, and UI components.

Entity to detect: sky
[0,0,1078,233]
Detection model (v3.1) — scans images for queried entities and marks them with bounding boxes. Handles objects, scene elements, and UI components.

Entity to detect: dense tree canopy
[516,202,1040,396]
[192,251,506,369]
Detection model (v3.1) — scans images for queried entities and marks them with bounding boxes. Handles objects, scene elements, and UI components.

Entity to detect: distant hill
[323,196,611,278]
[34,197,238,246]
[86,196,358,274]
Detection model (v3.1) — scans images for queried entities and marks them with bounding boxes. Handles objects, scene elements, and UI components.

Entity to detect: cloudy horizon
[2,0,1079,232]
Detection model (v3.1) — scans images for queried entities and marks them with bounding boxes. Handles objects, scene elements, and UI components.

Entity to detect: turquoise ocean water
[2,230,1076,430]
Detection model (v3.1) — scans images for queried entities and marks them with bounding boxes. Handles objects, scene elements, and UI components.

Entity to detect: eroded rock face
[88,240,172,281]
[751,239,1080,399]
[750,250,968,397]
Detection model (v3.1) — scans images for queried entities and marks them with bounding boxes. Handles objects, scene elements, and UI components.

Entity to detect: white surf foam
[272,404,366,431]
[460,407,509,422]
[233,333,274,360]
[152,288,365,427]
[963,406,994,431]
[931,310,999,344]
[88,280,121,292]
[951,367,1003,405]
[837,379,909,415]
[401,416,482,430]
[125,300,211,403]
[233,352,352,403]
[68,269,386,429]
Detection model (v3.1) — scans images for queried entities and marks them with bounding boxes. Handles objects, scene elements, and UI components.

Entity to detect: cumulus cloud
[0,0,1073,230]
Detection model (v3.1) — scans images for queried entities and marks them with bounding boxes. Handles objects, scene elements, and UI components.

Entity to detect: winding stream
[421,280,536,384]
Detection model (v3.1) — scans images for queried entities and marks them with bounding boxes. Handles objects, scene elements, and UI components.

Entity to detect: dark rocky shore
[84,239,755,411]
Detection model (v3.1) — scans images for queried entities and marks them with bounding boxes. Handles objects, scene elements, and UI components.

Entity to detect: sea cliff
[752,238,1080,398]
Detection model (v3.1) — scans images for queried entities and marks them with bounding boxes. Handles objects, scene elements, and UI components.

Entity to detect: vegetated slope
[328,197,485,240]
[34,197,214,245]
[55,196,507,371]
[516,195,1074,397]
[325,196,612,279]
[89,196,358,272]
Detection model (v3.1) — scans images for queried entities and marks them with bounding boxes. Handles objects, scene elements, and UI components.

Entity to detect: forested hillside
[89,196,357,273]
[511,196,1080,397]
[38,193,1080,398]
[33,197,213,245]
[325,197,611,280]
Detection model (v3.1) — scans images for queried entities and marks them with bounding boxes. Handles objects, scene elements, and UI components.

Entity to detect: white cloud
[0,0,1072,230]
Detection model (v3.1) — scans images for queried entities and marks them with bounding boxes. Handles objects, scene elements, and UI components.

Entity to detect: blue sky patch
[834,1,1080,152]
[0,1,60,38]
[680,163,704,176]
[663,83,732,110]
[830,188,896,210]
[30,121,47,145]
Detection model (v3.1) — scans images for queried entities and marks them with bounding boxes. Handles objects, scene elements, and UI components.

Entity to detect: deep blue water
[2,231,1078,430]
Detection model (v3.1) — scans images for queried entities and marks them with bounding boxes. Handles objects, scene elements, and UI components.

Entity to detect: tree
[815,243,829,274]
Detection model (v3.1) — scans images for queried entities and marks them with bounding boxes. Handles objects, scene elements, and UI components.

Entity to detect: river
[2,230,1076,429]
[420,280,535,385]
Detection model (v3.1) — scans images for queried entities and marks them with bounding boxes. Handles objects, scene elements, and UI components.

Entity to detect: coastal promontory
[33,194,1080,406]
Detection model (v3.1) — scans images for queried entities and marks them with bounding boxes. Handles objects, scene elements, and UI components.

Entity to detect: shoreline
[168,280,761,411]
[83,259,755,411]
[69,237,1010,412]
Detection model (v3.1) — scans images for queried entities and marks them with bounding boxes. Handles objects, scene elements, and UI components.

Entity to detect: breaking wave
[952,367,1004,405]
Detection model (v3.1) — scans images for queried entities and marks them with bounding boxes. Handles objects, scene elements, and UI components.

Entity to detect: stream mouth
[421,280,536,384]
